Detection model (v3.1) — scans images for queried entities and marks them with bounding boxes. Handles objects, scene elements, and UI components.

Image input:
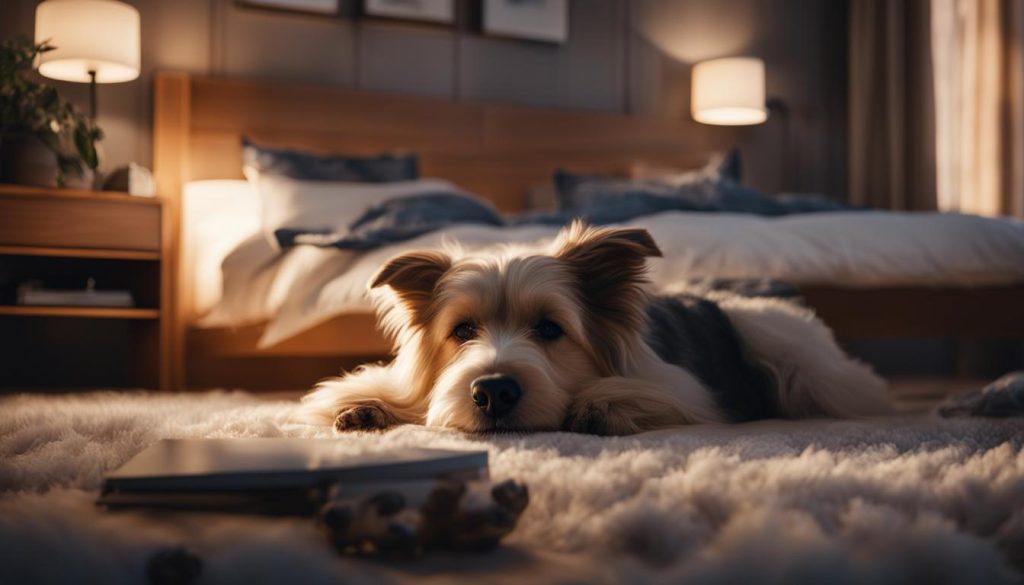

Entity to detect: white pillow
[252,173,463,249]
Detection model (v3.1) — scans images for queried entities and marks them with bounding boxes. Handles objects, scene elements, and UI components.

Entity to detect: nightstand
[0,184,170,391]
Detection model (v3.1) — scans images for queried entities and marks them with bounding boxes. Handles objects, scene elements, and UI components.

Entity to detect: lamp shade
[691,57,767,126]
[35,0,141,84]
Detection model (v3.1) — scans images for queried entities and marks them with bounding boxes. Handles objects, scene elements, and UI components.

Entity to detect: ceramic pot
[62,166,96,190]
[0,133,60,187]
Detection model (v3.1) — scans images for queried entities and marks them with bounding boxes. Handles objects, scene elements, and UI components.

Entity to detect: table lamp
[34,0,141,121]
[691,57,768,126]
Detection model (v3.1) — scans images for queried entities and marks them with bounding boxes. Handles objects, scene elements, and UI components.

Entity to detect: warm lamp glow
[692,57,767,126]
[35,0,141,84]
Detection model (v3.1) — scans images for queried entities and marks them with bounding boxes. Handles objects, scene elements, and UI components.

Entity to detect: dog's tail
[714,294,892,419]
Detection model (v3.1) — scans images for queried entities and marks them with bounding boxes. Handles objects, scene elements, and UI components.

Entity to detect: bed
[154,73,1024,391]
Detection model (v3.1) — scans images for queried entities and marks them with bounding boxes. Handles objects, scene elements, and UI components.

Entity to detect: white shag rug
[1,391,1023,585]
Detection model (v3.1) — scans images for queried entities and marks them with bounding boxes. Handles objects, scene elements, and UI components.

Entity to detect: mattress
[183,181,1024,347]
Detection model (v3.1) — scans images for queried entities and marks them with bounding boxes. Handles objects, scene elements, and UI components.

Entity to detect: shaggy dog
[302,222,891,435]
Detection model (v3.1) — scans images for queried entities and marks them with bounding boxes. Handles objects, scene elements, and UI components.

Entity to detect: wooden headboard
[153,72,710,213]
[152,72,712,389]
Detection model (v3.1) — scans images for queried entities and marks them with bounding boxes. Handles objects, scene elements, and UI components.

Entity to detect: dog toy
[319,478,528,560]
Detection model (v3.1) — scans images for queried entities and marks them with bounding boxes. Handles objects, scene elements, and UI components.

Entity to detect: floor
[886,377,987,413]
[3,388,1021,584]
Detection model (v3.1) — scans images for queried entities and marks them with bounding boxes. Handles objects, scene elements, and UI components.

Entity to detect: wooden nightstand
[0,184,170,391]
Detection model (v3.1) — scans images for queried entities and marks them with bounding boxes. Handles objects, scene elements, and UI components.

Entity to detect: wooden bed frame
[154,72,1024,391]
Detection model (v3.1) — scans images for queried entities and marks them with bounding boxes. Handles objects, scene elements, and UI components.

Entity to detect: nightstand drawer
[0,195,161,251]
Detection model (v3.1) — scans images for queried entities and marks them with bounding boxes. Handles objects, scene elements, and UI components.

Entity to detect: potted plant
[0,38,102,188]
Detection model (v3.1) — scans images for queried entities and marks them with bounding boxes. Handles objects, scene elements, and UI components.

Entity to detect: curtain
[849,0,938,210]
[932,0,1024,217]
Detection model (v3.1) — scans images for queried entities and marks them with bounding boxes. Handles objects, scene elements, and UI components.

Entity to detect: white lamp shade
[691,57,767,126]
[35,0,141,84]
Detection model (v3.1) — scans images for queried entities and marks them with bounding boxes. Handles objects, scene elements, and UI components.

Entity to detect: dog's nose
[471,374,522,419]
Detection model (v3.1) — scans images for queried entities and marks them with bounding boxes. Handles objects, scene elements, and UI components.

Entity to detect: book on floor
[98,438,488,514]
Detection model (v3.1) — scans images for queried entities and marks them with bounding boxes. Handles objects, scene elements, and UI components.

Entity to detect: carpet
[1,390,1022,585]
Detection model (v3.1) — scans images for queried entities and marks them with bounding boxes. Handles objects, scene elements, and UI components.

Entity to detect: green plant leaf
[74,120,99,170]
[1,38,103,176]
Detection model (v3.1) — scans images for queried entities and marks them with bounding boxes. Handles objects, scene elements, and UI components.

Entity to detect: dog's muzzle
[470,374,522,419]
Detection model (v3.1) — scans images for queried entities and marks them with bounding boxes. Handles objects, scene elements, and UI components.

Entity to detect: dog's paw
[563,403,612,436]
[334,404,394,432]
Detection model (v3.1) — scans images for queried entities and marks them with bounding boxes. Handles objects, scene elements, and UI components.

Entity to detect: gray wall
[1,0,848,198]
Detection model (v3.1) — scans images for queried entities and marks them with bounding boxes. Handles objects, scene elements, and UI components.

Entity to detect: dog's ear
[553,220,662,271]
[553,221,661,373]
[370,250,451,314]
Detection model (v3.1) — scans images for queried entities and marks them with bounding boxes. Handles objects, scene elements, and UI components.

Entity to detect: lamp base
[766,97,795,192]
[88,69,97,121]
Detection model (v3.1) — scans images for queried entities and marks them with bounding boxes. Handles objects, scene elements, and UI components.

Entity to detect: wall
[1,0,848,198]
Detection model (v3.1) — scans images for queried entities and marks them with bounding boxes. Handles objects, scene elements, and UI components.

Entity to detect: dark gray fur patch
[644,295,779,422]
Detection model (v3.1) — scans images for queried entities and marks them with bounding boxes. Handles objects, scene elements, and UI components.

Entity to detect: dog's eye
[533,319,564,342]
[451,322,477,343]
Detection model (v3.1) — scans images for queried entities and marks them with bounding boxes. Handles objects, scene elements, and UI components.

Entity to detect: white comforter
[195,209,1024,348]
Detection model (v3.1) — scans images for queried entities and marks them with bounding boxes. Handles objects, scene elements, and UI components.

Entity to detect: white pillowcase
[251,173,463,249]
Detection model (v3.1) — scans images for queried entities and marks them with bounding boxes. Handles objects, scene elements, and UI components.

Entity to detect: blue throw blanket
[276,187,856,251]
[274,189,828,301]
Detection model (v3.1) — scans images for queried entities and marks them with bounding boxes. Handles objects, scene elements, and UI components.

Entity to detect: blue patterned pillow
[242,136,418,183]
[554,150,740,212]
[552,150,853,218]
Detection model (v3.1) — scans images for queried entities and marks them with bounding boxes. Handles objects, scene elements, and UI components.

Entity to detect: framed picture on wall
[363,0,456,25]
[237,0,340,16]
[483,0,568,44]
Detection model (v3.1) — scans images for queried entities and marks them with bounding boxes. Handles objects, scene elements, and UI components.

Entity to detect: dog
[302,221,891,435]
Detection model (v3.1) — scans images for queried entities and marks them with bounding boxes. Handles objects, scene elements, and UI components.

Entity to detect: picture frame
[237,0,340,16]
[482,0,568,44]
[363,0,456,25]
